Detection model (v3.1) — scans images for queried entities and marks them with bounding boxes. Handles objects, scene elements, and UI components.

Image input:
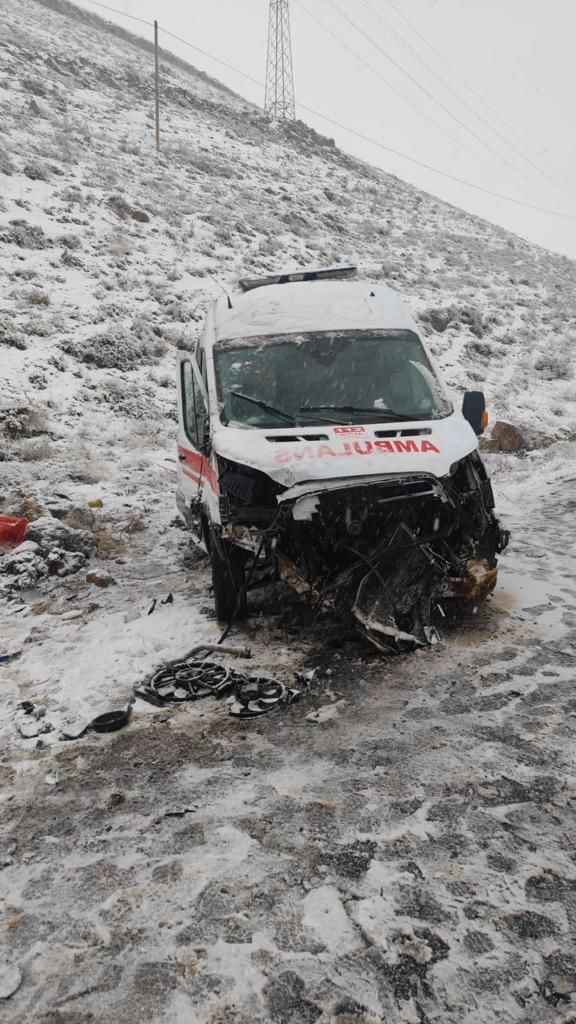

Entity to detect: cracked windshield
[215,329,452,427]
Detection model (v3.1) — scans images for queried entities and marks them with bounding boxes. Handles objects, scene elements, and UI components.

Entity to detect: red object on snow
[0,515,29,547]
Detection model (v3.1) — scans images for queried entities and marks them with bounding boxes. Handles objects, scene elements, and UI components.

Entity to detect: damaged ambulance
[176,267,509,650]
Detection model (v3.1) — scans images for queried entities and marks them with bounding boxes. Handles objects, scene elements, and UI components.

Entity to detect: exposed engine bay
[217,451,510,650]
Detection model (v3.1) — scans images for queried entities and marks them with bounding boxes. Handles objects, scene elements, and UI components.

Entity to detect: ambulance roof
[213,280,417,344]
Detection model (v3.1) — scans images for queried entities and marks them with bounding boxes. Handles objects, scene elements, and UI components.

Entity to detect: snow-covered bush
[62,326,166,371]
[534,351,573,381]
[1,220,50,249]
[0,147,15,175]
[22,161,51,181]
[24,288,50,306]
[0,403,49,440]
[18,437,56,461]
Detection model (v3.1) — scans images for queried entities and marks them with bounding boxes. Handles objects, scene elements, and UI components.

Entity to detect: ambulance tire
[209,529,248,623]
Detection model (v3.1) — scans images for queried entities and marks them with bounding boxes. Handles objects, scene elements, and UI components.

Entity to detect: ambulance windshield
[215,330,452,428]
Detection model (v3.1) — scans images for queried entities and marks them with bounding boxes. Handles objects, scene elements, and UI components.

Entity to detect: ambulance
[176,267,508,648]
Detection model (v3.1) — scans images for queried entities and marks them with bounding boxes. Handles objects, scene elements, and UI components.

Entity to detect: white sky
[74,0,576,258]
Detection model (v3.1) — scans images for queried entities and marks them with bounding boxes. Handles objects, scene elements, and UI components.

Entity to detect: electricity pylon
[265,0,296,120]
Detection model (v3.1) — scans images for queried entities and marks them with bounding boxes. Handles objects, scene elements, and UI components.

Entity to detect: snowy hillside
[2,4,576,1023]
[1,0,576,707]
[2,0,576,719]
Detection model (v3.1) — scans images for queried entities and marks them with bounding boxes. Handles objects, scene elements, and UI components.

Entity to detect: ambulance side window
[182,361,208,449]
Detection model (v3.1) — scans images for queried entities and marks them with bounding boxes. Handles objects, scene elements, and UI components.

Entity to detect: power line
[294,0,556,208]
[159,25,261,87]
[321,0,575,211]
[359,0,576,205]
[67,0,576,219]
[296,104,576,220]
[78,0,153,27]
[382,0,575,198]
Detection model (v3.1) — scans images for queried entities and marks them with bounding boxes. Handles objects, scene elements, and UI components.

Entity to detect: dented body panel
[211,413,478,491]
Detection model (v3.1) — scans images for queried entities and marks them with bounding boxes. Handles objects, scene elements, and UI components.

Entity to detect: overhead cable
[294,0,557,208]
[359,0,576,204]
[382,0,575,196]
[77,0,153,27]
[321,0,573,209]
[62,0,576,219]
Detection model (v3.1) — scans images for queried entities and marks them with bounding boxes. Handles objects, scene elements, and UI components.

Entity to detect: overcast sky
[75,0,576,258]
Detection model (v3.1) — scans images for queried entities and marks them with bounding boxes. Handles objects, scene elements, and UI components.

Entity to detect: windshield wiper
[301,404,426,422]
[231,391,296,424]
[230,392,344,427]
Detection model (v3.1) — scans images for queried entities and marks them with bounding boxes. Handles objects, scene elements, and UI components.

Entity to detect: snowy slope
[1,0,576,735]
[2,5,576,1023]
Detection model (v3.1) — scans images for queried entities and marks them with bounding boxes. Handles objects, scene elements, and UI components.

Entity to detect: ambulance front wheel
[209,529,248,623]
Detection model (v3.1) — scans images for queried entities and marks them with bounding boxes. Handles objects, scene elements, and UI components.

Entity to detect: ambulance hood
[212,413,478,492]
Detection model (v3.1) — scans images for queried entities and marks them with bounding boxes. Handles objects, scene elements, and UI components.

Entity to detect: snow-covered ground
[1,1,576,1021]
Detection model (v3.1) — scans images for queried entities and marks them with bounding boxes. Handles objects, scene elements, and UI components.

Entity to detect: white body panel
[211,414,477,492]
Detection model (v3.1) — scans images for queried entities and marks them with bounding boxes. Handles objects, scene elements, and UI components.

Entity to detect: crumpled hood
[212,414,478,490]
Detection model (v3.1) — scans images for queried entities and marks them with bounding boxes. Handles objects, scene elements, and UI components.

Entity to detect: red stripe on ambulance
[178,445,219,494]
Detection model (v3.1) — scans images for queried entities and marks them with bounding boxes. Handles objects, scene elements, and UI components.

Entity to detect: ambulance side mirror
[462,391,488,436]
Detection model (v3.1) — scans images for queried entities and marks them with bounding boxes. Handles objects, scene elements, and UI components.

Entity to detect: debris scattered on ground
[15,703,54,739]
[305,700,346,725]
[228,679,300,719]
[86,569,115,588]
[90,707,132,733]
[0,651,21,665]
[137,645,300,719]
[0,515,28,546]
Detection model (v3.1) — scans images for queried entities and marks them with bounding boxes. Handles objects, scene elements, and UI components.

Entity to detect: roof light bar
[238,265,358,293]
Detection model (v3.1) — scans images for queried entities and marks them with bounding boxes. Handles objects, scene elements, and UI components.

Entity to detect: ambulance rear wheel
[209,530,248,623]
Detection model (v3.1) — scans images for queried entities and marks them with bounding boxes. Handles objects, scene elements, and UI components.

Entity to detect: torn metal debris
[136,645,299,719]
[218,451,509,651]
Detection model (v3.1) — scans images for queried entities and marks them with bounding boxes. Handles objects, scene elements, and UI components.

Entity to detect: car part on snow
[0,516,29,547]
[142,660,233,703]
[137,648,298,719]
[91,707,132,733]
[0,651,22,665]
[228,678,300,718]
[15,703,54,740]
[164,643,252,665]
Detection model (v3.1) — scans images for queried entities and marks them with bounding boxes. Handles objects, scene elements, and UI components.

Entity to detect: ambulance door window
[181,361,208,449]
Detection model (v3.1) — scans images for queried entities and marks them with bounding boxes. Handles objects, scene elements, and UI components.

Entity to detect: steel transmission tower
[265,0,296,120]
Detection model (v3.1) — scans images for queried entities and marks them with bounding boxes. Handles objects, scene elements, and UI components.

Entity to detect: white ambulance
[176,267,508,649]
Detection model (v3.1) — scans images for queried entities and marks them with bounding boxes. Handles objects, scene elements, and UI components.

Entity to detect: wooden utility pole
[154,20,160,151]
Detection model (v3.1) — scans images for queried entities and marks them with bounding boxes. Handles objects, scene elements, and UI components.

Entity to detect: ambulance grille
[374,428,432,438]
[266,434,329,443]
